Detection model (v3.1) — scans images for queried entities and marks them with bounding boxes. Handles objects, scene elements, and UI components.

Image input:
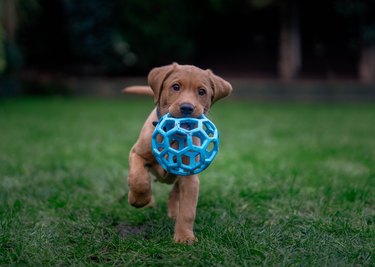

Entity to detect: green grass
[0,97,374,266]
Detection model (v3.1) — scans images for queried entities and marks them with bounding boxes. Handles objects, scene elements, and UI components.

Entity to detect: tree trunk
[278,0,301,81]
[359,43,375,84]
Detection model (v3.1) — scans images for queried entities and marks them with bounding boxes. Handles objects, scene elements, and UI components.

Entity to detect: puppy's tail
[122,86,154,97]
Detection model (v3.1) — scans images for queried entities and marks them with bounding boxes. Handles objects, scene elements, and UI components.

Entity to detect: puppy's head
[148,63,232,118]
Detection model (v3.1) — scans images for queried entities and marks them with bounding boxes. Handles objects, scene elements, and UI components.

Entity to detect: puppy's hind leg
[127,149,154,208]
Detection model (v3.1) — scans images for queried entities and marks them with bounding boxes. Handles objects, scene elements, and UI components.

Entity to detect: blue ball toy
[152,113,220,176]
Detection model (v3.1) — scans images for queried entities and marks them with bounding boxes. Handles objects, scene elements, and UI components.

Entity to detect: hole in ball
[206,142,214,153]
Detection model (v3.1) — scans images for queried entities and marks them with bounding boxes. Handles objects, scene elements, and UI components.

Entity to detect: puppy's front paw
[128,191,153,208]
[174,232,197,245]
[144,195,156,208]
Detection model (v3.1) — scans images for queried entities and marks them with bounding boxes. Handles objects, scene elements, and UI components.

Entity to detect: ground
[0,97,374,266]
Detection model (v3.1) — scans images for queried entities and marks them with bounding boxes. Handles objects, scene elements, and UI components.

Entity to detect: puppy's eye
[198,88,206,96]
[172,84,180,91]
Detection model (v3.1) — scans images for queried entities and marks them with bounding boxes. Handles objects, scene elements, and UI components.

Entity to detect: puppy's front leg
[174,174,199,244]
[127,148,153,208]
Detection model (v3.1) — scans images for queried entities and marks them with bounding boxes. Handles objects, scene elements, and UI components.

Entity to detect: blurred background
[0,0,375,99]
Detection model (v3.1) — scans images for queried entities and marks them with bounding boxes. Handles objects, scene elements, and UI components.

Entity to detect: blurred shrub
[61,0,226,72]
[63,0,128,74]
[114,0,197,70]
[22,78,72,96]
[335,0,375,44]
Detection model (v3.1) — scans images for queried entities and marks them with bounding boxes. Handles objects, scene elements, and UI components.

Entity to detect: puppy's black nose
[180,103,195,116]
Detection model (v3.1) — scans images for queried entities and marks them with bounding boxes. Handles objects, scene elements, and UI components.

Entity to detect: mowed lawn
[0,97,374,266]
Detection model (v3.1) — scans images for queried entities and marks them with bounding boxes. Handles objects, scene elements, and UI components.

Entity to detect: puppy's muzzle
[180,103,195,117]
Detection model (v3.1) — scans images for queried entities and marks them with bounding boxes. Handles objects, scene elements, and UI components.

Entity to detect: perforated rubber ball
[151,113,219,176]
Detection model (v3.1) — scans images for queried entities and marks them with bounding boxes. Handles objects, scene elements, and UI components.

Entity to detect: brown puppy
[124,63,232,244]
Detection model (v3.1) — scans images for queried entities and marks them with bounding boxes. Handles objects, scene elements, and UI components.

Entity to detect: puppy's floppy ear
[207,70,233,104]
[148,63,178,104]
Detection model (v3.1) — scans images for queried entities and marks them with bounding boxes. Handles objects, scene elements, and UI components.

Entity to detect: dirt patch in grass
[116,222,153,239]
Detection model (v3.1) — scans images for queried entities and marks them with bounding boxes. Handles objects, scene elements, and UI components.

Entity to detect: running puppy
[123,63,232,244]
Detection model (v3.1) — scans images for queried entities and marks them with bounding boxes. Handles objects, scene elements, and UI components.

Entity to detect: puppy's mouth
[168,104,205,119]
[153,105,205,127]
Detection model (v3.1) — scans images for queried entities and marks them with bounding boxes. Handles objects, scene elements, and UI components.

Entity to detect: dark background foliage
[1,0,375,79]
